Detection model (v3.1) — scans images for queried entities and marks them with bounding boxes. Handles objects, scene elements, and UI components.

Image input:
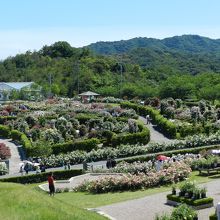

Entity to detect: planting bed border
[199,167,220,175]
[166,194,213,210]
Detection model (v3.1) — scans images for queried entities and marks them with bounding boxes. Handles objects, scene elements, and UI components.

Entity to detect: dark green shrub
[51,138,100,154]
[117,145,219,164]
[0,169,83,184]
[167,194,213,206]
[11,130,23,141]
[75,113,99,124]
[171,204,197,220]
[0,125,10,138]
[111,126,150,147]
[121,102,177,138]
[20,134,32,156]
[10,129,33,156]
[0,116,17,124]
[209,213,217,220]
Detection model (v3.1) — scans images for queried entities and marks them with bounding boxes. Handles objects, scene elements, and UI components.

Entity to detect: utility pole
[77,62,80,95]
[49,73,52,98]
[73,61,80,95]
[119,63,123,98]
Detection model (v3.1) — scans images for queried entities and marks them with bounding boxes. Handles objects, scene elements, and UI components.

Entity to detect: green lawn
[0,182,106,220]
[0,171,215,220]
[54,171,212,208]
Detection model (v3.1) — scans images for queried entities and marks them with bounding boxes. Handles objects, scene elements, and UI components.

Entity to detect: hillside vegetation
[1,35,220,99]
[0,182,105,220]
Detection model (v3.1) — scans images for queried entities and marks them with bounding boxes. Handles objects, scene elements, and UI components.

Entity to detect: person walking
[48,173,55,196]
[146,115,150,124]
[19,164,24,176]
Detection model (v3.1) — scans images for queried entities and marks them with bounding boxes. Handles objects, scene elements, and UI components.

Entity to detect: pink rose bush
[0,143,11,159]
[76,162,191,193]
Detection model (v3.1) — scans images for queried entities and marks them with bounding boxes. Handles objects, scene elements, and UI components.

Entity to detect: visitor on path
[35,165,40,174]
[146,115,150,124]
[106,158,112,169]
[19,164,24,175]
[24,163,29,175]
[48,172,55,196]
[67,161,71,170]
[40,164,46,172]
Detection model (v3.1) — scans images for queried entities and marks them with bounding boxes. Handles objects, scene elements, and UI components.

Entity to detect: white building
[0,82,41,100]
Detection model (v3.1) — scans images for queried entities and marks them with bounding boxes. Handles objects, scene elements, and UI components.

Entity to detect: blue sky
[0,0,219,59]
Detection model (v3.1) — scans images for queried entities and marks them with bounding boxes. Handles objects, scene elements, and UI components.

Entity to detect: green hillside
[0,182,105,220]
[1,36,220,100]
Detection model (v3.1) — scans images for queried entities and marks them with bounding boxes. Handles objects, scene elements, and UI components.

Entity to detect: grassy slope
[0,182,106,220]
[0,171,214,220]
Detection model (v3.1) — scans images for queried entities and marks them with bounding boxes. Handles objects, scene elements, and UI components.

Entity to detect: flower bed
[0,143,11,159]
[75,162,191,193]
[167,181,213,209]
[155,204,198,220]
[167,194,213,209]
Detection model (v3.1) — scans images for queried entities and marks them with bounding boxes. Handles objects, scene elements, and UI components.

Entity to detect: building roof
[0,82,34,90]
[78,91,100,96]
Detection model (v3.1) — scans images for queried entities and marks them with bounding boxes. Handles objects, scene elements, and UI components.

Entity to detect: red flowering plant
[0,143,11,159]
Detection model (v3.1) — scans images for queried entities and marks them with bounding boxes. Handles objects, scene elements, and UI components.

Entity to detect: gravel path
[139,116,173,143]
[0,139,25,174]
[96,179,220,220]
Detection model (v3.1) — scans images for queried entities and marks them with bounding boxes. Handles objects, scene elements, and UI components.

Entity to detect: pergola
[78,91,100,103]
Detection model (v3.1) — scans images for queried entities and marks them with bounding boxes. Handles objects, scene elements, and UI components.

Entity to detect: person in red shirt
[48,173,55,196]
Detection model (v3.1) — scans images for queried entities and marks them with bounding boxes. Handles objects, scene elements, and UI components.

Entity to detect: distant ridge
[87,35,220,55]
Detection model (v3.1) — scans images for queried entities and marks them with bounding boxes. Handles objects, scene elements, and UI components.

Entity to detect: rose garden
[1,97,220,219]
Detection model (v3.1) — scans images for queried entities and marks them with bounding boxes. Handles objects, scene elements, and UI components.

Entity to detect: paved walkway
[96,179,220,220]
[0,139,25,174]
[139,116,173,143]
[39,173,123,192]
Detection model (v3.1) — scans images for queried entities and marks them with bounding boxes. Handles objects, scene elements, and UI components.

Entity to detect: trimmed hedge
[167,194,213,206]
[117,145,220,163]
[11,129,23,140]
[75,113,99,124]
[0,125,10,138]
[0,169,83,184]
[121,102,176,138]
[111,126,150,147]
[0,116,17,124]
[209,213,217,220]
[11,129,32,156]
[51,138,100,155]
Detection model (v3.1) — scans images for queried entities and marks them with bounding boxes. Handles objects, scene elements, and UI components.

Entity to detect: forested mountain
[87,35,220,55]
[1,36,220,100]
[87,35,220,74]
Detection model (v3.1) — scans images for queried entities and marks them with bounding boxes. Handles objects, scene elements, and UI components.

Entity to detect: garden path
[0,139,25,174]
[139,116,174,143]
[96,178,220,220]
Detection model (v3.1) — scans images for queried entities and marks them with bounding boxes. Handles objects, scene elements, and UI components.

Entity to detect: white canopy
[79,91,99,96]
